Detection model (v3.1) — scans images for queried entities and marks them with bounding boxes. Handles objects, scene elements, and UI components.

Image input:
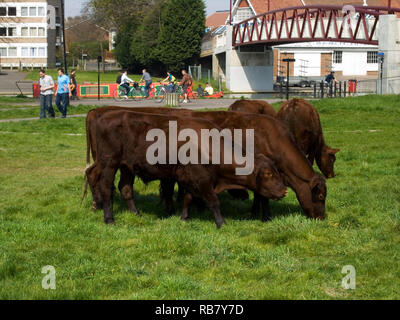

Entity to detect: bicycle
[113,82,165,102]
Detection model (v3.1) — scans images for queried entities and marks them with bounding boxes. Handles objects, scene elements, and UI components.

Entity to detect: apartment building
[0,0,62,69]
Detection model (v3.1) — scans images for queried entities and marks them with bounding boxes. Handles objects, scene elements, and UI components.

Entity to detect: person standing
[181,69,193,103]
[55,68,71,119]
[70,69,78,100]
[39,69,55,119]
[141,69,152,98]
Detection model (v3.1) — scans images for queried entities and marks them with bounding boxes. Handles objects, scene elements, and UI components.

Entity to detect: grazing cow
[85,111,288,227]
[228,100,277,117]
[277,99,340,178]
[84,107,327,221]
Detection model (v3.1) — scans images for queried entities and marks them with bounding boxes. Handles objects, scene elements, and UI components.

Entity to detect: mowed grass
[0,104,97,120]
[0,95,399,300]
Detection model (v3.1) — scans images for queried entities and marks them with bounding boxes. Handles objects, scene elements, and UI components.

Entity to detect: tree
[84,0,151,30]
[157,0,206,73]
[130,0,167,70]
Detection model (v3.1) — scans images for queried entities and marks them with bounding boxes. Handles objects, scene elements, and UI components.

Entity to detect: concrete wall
[378,15,400,94]
[225,26,274,93]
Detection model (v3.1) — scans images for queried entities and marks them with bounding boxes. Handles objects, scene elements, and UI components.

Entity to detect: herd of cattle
[82,99,340,228]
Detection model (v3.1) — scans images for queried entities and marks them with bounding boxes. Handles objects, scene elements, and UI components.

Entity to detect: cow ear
[329,148,340,155]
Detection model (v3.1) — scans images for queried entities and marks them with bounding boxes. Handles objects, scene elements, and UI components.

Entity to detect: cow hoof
[181,217,190,223]
[105,219,115,225]
[262,216,272,223]
[216,220,226,229]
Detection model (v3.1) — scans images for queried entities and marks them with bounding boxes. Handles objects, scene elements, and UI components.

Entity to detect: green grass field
[0,95,399,299]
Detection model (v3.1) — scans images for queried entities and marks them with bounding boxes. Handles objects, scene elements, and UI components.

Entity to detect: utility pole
[60,0,68,74]
[229,0,232,25]
[283,58,295,100]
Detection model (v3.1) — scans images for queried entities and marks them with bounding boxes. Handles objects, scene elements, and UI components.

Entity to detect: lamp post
[60,0,68,74]
[282,58,295,100]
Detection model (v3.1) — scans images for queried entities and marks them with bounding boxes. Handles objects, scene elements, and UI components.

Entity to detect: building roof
[206,11,230,28]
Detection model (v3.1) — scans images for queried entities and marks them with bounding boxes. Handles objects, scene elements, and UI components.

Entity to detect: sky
[65,0,230,18]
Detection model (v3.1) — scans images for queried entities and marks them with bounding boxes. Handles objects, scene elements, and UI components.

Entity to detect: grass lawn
[0,105,97,120]
[0,95,399,299]
[0,96,36,105]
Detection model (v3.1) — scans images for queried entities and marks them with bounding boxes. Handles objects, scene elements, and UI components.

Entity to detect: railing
[233,5,400,47]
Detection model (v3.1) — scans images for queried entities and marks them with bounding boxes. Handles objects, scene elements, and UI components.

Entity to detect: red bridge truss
[232,5,400,47]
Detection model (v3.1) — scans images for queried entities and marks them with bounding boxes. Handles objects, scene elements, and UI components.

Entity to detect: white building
[0,0,63,69]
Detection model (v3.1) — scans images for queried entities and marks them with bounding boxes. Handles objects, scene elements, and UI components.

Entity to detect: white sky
[65,0,230,18]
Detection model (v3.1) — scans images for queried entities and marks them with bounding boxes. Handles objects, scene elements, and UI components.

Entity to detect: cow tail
[81,114,91,203]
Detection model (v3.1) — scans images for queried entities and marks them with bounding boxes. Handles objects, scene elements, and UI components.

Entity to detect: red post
[388,0,391,10]
[268,0,270,12]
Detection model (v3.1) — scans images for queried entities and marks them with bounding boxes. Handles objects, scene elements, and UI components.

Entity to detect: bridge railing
[233,5,400,47]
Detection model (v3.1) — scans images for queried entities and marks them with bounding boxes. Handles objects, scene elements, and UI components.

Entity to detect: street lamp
[60,0,68,74]
[282,58,296,100]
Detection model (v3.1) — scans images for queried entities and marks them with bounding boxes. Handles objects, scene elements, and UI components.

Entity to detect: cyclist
[121,70,134,98]
[162,71,178,93]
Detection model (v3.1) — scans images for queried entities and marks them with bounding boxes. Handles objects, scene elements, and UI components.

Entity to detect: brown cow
[86,110,288,227]
[229,100,276,117]
[277,99,340,178]
[84,108,326,222]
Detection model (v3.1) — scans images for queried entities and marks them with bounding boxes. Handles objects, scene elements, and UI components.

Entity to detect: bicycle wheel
[177,86,185,104]
[113,87,126,102]
[132,88,144,102]
[155,87,167,103]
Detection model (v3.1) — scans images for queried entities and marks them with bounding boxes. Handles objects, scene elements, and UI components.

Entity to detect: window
[30,47,37,57]
[21,27,29,37]
[0,28,6,37]
[333,51,343,64]
[8,28,16,37]
[38,28,45,37]
[0,7,6,16]
[38,7,45,17]
[21,7,28,16]
[21,47,29,57]
[39,47,46,57]
[29,7,37,17]
[236,8,253,22]
[8,47,17,57]
[367,51,378,64]
[0,48,7,57]
[30,28,38,37]
[8,7,16,16]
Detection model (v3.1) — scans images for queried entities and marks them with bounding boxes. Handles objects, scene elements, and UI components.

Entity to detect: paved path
[0,71,31,95]
[0,98,284,123]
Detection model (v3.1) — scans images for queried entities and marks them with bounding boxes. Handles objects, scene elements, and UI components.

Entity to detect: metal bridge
[233,5,400,47]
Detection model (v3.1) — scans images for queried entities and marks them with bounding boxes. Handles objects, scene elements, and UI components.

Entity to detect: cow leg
[99,166,118,224]
[181,192,193,222]
[177,183,185,202]
[118,166,139,215]
[251,193,261,218]
[203,192,225,229]
[160,180,176,217]
[260,197,272,222]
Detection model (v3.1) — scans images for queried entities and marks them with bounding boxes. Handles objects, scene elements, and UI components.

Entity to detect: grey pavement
[0,98,285,123]
[0,71,32,95]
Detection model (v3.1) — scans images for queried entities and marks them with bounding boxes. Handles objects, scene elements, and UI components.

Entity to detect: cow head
[320,147,340,179]
[85,164,103,211]
[309,174,327,220]
[255,154,288,201]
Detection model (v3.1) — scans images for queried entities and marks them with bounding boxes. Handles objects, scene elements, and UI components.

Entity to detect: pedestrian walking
[70,69,78,100]
[181,70,193,103]
[39,69,55,119]
[55,68,71,118]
